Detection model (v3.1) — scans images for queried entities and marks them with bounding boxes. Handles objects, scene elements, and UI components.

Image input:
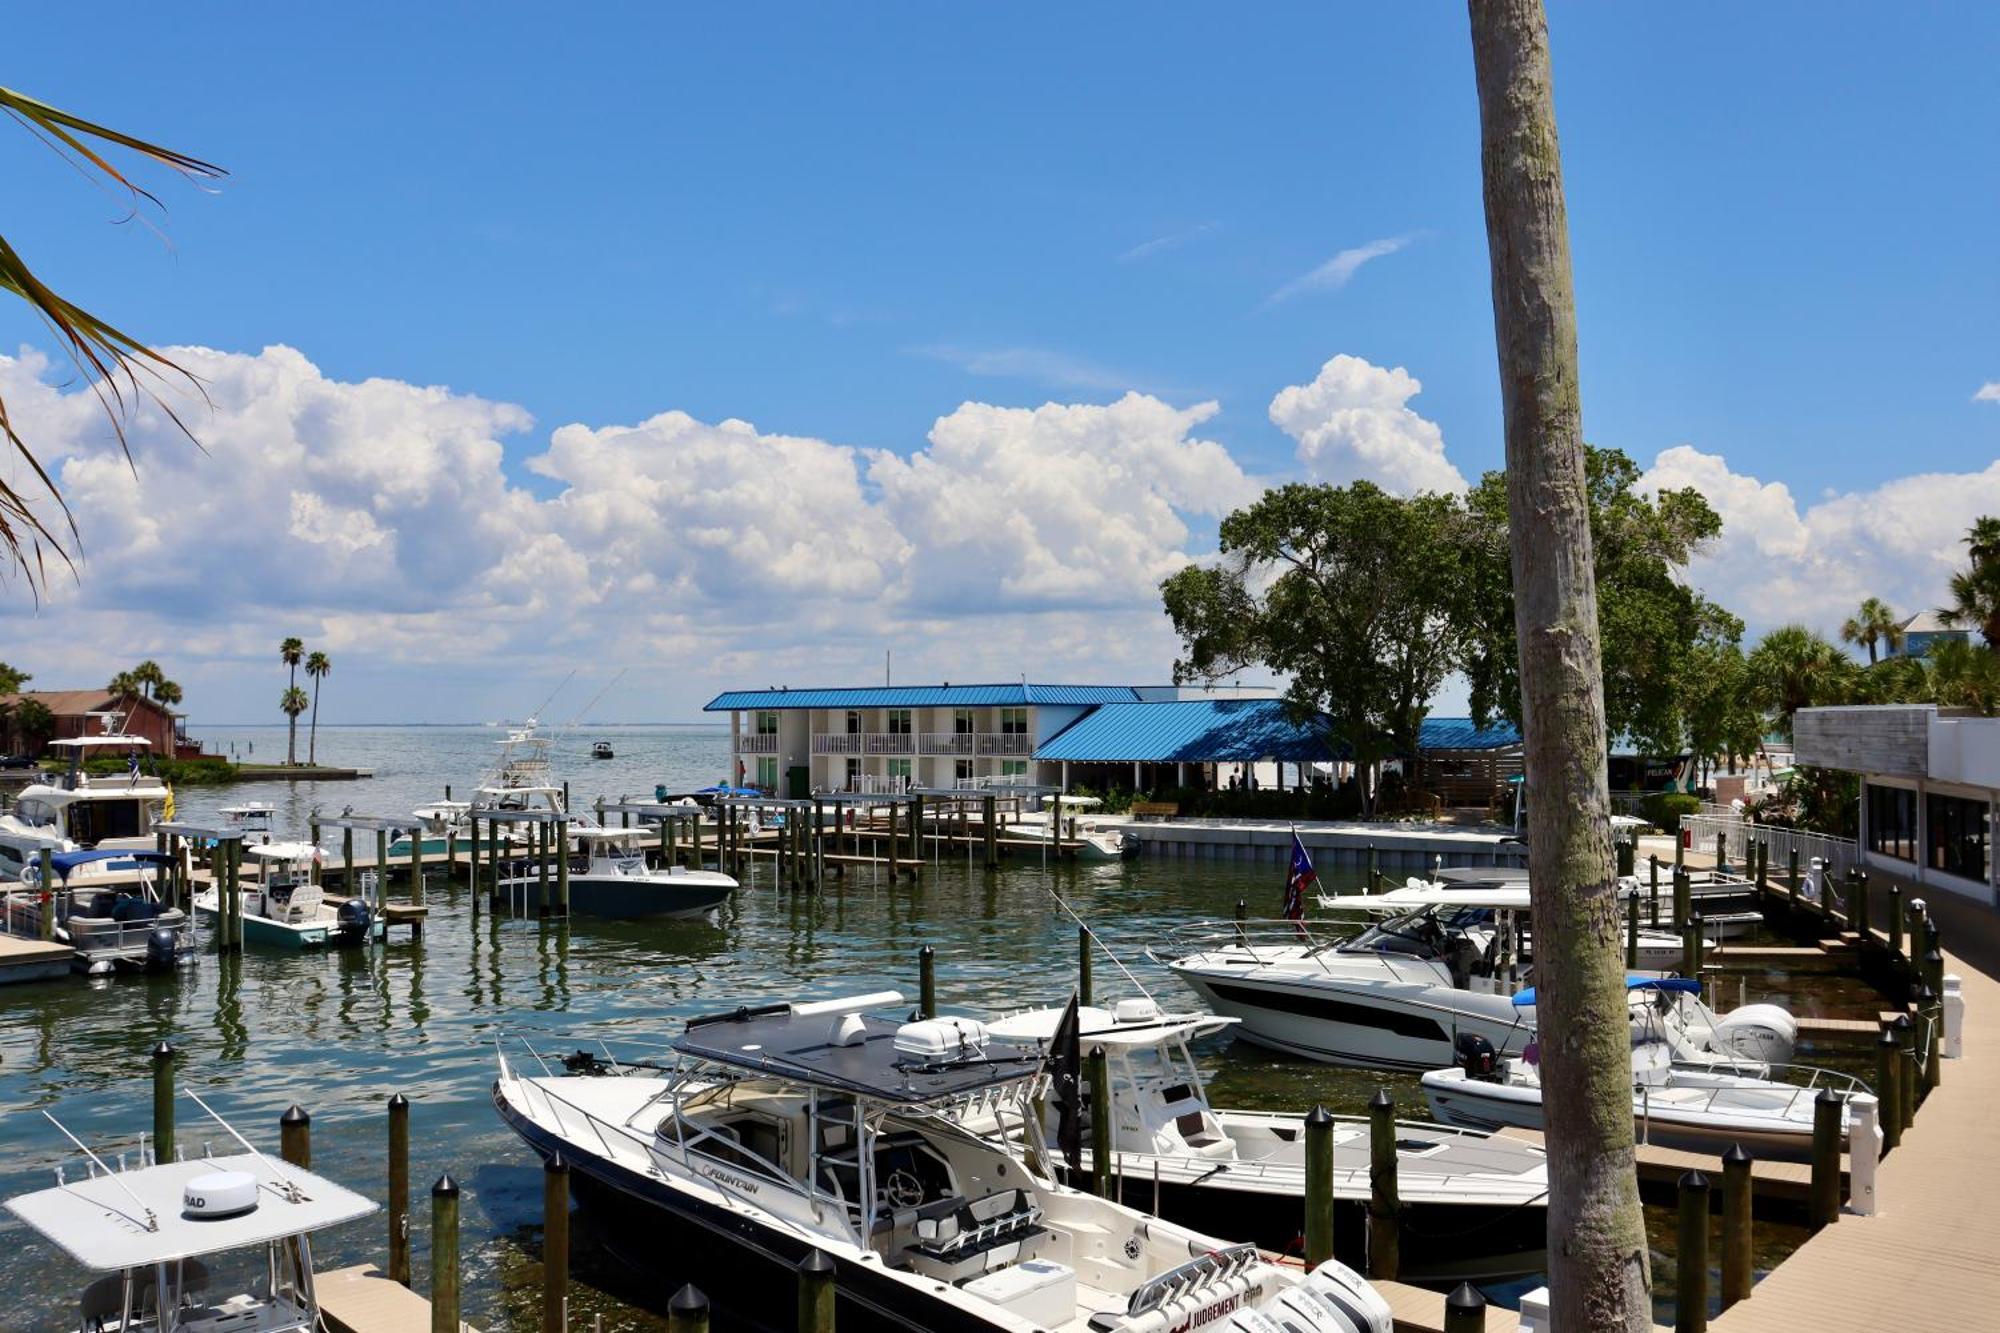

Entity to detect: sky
[1,4,1996,725]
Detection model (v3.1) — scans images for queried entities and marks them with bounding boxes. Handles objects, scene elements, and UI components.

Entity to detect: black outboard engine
[145,926,181,971]
[1455,1032,1499,1082]
[335,897,374,946]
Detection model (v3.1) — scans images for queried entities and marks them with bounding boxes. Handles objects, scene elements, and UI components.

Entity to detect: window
[955,759,974,782]
[1866,783,1917,862]
[954,708,975,735]
[755,711,779,737]
[845,757,860,788]
[1001,760,1028,779]
[845,710,862,734]
[756,756,778,791]
[886,709,912,735]
[999,707,1028,735]
[1926,792,1993,884]
[887,758,911,783]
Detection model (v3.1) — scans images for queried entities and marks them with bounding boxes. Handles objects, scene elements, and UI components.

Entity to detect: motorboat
[540,826,734,919]
[1153,903,1795,1074]
[1421,978,1862,1160]
[1330,881,1706,970]
[3,849,192,974]
[0,738,168,884]
[217,802,275,845]
[972,996,1549,1281]
[7,1101,376,1330]
[592,740,615,760]
[1007,798,1137,862]
[192,841,380,949]
[494,992,1396,1333]
[388,800,470,857]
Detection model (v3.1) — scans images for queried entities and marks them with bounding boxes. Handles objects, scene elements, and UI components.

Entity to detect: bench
[1128,802,1179,821]
[901,1189,1044,1282]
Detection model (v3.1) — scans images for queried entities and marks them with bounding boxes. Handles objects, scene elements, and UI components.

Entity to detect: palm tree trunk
[309,678,320,765]
[1468,3,1651,1328]
[286,663,298,765]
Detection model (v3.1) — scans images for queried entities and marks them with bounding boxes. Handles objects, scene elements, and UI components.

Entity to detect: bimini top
[49,849,171,880]
[48,736,152,750]
[6,1152,376,1272]
[1511,976,1702,1007]
[674,993,1046,1105]
[986,998,1236,1049]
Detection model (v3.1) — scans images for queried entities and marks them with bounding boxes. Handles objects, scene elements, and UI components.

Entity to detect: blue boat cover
[1511,975,1701,1007]
[50,849,172,879]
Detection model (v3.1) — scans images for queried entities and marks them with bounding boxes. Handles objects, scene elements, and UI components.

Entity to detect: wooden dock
[318,1263,476,1332]
[0,932,73,984]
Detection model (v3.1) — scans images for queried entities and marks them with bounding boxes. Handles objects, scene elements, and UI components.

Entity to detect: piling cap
[1723,1143,1752,1166]
[1305,1104,1333,1128]
[388,1092,409,1110]
[432,1173,460,1198]
[1892,1012,1912,1033]
[1679,1169,1710,1191]
[920,943,935,958]
[545,1151,569,1175]
[1815,1087,1842,1106]
[1446,1282,1486,1312]
[152,1040,175,1062]
[798,1247,836,1277]
[670,1285,710,1314]
[280,1104,310,1127]
[1368,1088,1395,1113]
[1878,1028,1900,1047]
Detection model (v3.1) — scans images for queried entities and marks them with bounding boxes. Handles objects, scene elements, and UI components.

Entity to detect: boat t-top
[6,1103,377,1331]
[4,849,192,974]
[495,991,1395,1333]
[389,800,471,857]
[1331,880,1709,971]
[0,737,169,884]
[975,996,1549,1281]
[217,803,275,845]
[192,842,379,950]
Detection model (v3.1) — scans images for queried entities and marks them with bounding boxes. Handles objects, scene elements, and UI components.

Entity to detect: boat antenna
[1044,888,1160,1006]
[41,1111,158,1231]
[558,668,628,738]
[527,669,578,726]
[184,1091,304,1202]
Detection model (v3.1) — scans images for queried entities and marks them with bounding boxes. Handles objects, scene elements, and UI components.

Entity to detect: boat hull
[1422,1074,1823,1161]
[193,900,382,950]
[567,873,734,920]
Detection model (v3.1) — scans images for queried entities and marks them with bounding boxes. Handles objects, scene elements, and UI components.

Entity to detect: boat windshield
[1341,906,1486,959]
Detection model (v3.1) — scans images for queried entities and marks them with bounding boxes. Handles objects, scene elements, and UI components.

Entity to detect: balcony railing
[977,733,1034,757]
[920,731,974,756]
[737,733,779,754]
[810,731,1032,758]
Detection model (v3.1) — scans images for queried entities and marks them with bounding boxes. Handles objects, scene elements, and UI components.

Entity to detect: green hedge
[1640,791,1702,831]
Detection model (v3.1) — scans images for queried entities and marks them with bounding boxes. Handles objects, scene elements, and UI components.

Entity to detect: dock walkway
[318,1263,476,1332]
[0,932,73,984]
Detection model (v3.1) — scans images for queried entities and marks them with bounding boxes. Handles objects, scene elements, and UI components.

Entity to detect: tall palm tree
[1930,637,2000,715]
[1944,516,2000,648]
[1745,625,1855,738]
[1839,597,1902,665]
[131,659,166,700]
[0,87,224,592]
[279,638,304,764]
[304,652,330,765]
[280,686,310,757]
[154,680,183,707]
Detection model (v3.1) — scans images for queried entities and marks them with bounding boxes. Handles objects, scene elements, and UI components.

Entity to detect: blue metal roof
[703,683,1142,712]
[1034,700,1333,762]
[1417,717,1523,751]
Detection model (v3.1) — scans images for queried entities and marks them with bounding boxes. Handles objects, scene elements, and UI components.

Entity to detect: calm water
[0,727,1891,1328]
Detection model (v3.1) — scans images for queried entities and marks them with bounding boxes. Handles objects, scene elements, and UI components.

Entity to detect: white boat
[592,740,615,760]
[389,800,471,857]
[494,992,1396,1333]
[7,1103,376,1330]
[1008,798,1137,862]
[217,802,275,845]
[192,842,381,949]
[0,738,168,885]
[3,849,193,974]
[511,826,734,919]
[1330,881,1706,970]
[1421,978,1863,1160]
[1153,901,1796,1073]
[972,996,1549,1281]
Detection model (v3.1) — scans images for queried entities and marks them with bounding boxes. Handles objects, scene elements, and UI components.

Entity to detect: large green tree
[1744,624,1854,739]
[1944,516,2000,648]
[0,661,29,695]
[1160,481,1475,813]
[1463,445,1734,756]
[1839,597,1902,665]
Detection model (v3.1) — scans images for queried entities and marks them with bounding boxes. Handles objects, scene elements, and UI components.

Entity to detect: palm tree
[1839,597,1902,665]
[0,87,224,592]
[280,686,310,757]
[1745,625,1855,738]
[304,652,330,765]
[1930,637,2000,715]
[154,680,183,707]
[1944,516,2000,648]
[279,638,304,763]
[131,659,166,700]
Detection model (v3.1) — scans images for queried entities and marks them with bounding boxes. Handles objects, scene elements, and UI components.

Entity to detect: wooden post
[1234,897,1247,945]
[1673,866,1691,929]
[1078,925,1093,1008]
[669,1285,711,1333]
[691,807,702,871]
[1676,822,1686,869]
[919,944,936,1020]
[555,818,570,916]
[1626,892,1639,970]
[376,829,389,907]
[343,827,356,901]
[223,841,242,952]
[1886,884,1904,959]
[1615,836,1634,877]
[1367,1089,1399,1280]
[1088,1045,1112,1200]
[982,794,998,868]
[280,1104,311,1169]
[887,800,901,882]
[1721,1144,1752,1309]
[445,828,457,891]
[663,812,675,869]
[388,1094,411,1285]
[1922,984,1943,1094]
[36,846,53,941]
[1690,912,1705,979]
[1755,839,1767,891]
[1715,830,1727,874]
[431,1175,460,1333]
[537,819,551,915]
[1876,1027,1902,1152]
[1810,1091,1841,1228]
[152,1041,175,1164]
[1444,1283,1486,1333]
[910,794,923,870]
[1304,1104,1334,1268]
[1893,1012,1916,1133]
[307,820,321,886]
[543,1153,570,1333]
[1676,1170,1710,1333]
[1853,869,1870,942]
[468,818,481,909]
[797,1248,835,1333]
[1649,854,1661,926]
[410,823,425,906]
[1683,917,1700,977]
[1366,842,1379,892]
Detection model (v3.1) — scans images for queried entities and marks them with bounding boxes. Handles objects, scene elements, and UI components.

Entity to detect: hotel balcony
[736,733,780,754]
[808,732,1034,758]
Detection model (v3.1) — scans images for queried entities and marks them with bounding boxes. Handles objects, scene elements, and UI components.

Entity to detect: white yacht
[0,738,168,884]
[192,842,380,949]
[1008,798,1137,862]
[1421,978,1863,1160]
[3,849,192,974]
[1332,881,1707,971]
[7,1104,376,1330]
[974,996,1549,1281]
[495,992,1395,1333]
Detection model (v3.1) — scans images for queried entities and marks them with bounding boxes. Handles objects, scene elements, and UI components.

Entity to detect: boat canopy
[47,736,152,749]
[986,1002,1236,1048]
[1511,976,1702,1007]
[674,995,1045,1105]
[49,849,171,879]
[692,784,761,797]
[243,841,323,862]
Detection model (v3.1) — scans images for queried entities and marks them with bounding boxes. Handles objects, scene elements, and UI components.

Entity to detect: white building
[1795,703,1998,905]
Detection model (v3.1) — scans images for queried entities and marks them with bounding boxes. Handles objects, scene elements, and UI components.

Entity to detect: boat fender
[146,926,181,970]
[183,1170,259,1219]
[1455,1032,1500,1082]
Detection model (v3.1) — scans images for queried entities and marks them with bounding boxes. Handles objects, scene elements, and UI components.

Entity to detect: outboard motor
[335,897,374,945]
[1455,1032,1499,1082]
[1710,1003,1798,1065]
[145,926,181,971]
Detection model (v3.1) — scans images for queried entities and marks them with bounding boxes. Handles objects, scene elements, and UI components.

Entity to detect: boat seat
[278,883,323,923]
[901,1188,1044,1282]
[81,1260,210,1324]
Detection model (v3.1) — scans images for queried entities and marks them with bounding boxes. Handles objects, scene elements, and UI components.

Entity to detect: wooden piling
[1876,1026,1901,1152]
[1444,1283,1486,1333]
[982,794,998,868]
[1810,1091,1841,1228]
[445,829,457,890]
[1078,925,1093,1008]
[1088,1046,1112,1200]
[280,1104,311,1169]
[1893,1013,1916,1133]
[388,1094,411,1285]
[36,847,54,941]
[431,1175,460,1333]
[1304,1104,1334,1267]
[1649,854,1661,926]
[887,800,900,882]
[1676,1170,1710,1333]
[1367,1089,1399,1280]
[797,1248,835,1333]
[543,1153,570,1333]
[1715,831,1727,875]
[307,821,321,886]
[537,820,551,915]
[555,819,570,916]
[1721,1144,1753,1309]
[152,1041,175,1164]
[919,945,936,1020]
[1674,866,1691,930]
[669,1285,711,1333]
[410,826,425,907]
[343,828,356,899]
[1886,885,1904,959]
[1626,892,1640,970]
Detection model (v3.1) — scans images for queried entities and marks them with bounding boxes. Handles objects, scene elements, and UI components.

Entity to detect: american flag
[1282,830,1316,923]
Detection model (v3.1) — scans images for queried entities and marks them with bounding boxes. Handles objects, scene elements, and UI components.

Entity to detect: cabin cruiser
[530,826,734,919]
[971,996,1549,1281]
[1009,797,1138,862]
[192,842,379,949]
[1421,978,1860,1160]
[1153,905,1795,1073]
[1331,882,1707,970]
[0,738,168,884]
[495,992,1395,1333]
[6,1102,376,1330]
[4,850,192,974]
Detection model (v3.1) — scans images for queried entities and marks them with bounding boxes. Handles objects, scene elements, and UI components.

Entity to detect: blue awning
[49,849,171,880]
[1511,976,1701,1007]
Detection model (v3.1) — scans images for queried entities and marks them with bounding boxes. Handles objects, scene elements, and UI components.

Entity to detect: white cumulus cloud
[1975,382,2000,402]
[1268,354,1467,495]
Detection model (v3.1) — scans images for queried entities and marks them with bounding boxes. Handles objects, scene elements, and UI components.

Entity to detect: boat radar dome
[894,1017,989,1062]
[1113,997,1161,1024]
[183,1170,259,1220]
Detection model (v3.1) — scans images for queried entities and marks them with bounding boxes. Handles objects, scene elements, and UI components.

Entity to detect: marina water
[0,725,1887,1328]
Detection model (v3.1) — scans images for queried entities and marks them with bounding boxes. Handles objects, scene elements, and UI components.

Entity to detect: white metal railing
[977,733,1034,757]
[866,733,915,755]
[812,733,864,755]
[737,733,779,755]
[919,731,974,756]
[1682,813,1858,881]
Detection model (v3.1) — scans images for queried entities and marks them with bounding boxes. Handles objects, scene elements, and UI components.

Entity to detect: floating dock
[0,933,74,984]
[318,1263,477,1333]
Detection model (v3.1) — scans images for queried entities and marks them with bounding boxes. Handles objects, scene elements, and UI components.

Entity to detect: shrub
[1640,791,1702,831]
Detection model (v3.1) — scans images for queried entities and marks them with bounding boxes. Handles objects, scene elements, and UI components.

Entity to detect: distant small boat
[591,740,614,760]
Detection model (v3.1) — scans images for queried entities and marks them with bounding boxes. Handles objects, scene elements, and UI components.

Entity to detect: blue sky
[2,4,1996,722]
